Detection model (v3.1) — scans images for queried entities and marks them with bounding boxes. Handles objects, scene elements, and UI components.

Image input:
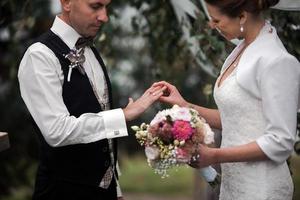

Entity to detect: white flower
[169,106,192,121]
[150,110,167,125]
[150,106,193,125]
[203,123,215,144]
[145,146,160,160]
[131,126,140,131]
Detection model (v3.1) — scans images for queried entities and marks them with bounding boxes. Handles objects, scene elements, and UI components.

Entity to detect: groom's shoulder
[24,30,69,60]
[21,30,52,55]
[20,32,60,64]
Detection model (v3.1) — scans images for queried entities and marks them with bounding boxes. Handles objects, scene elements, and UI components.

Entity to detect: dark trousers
[32,178,117,200]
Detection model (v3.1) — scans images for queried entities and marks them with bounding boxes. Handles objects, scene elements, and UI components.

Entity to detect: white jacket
[221,22,300,164]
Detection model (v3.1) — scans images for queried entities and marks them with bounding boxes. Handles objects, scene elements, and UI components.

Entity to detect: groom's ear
[60,0,72,12]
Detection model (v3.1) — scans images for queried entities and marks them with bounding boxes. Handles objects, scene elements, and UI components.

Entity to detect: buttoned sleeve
[18,43,128,147]
[256,54,300,164]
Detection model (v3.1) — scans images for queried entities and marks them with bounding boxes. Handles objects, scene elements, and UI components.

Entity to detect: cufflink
[114,130,120,136]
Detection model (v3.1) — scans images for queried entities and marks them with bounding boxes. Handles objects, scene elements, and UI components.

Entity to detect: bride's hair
[204,0,279,17]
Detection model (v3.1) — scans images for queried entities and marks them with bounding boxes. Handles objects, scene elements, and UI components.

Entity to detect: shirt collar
[50,16,82,49]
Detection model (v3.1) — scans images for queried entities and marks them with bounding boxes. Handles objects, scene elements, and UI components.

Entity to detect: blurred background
[0,0,300,199]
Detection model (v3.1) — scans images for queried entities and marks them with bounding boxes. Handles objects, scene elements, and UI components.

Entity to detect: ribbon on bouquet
[190,154,220,187]
[200,166,218,183]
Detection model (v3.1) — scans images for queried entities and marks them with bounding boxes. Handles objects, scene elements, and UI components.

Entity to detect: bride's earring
[240,25,244,33]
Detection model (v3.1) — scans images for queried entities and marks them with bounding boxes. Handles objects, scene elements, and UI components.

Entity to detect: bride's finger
[145,85,161,94]
[153,81,174,88]
[151,86,167,96]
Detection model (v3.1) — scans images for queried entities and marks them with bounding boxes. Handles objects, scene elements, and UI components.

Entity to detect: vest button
[102,147,108,152]
[104,161,110,167]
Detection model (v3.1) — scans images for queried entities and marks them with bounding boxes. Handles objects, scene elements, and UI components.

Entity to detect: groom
[18,0,165,199]
[18,0,126,199]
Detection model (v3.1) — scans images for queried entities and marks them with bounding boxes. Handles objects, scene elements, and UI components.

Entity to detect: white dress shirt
[18,16,128,147]
[221,22,300,164]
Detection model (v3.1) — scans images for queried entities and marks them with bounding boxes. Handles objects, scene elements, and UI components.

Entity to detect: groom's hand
[122,85,166,121]
[153,81,188,107]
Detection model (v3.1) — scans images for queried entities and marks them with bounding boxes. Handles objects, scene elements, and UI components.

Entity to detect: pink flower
[172,120,193,141]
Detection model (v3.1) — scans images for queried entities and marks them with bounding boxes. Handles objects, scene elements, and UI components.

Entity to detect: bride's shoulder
[244,29,298,71]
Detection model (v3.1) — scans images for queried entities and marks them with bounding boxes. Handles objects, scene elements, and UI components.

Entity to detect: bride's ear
[239,11,247,27]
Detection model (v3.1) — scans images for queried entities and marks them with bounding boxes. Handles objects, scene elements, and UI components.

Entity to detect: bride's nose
[208,21,216,29]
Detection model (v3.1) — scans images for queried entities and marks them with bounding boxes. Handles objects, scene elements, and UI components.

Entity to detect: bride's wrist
[212,148,221,164]
[180,100,190,108]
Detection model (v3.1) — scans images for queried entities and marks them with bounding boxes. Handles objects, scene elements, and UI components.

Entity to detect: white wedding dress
[214,69,294,200]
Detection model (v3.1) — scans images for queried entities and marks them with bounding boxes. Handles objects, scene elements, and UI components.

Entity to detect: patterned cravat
[83,44,115,189]
[99,140,115,189]
[99,165,114,189]
[98,89,115,189]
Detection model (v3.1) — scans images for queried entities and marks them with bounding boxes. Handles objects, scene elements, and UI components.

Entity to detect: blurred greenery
[119,155,193,196]
[0,0,300,200]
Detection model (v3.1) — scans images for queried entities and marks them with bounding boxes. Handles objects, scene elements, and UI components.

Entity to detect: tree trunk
[0,132,9,152]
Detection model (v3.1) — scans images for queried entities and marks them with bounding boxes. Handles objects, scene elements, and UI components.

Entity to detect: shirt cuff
[116,182,123,197]
[100,108,128,139]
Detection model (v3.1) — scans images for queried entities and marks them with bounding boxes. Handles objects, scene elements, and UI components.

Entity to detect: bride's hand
[152,81,188,107]
[189,144,217,169]
[123,85,166,121]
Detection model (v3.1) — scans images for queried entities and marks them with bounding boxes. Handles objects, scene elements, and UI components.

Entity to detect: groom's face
[63,0,111,38]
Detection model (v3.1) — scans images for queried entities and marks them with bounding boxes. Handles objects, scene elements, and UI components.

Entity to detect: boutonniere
[64,47,86,82]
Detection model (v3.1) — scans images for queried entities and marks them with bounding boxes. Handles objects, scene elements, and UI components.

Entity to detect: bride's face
[206,3,241,41]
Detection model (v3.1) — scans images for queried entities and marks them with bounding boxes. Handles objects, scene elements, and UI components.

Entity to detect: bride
[155,0,300,199]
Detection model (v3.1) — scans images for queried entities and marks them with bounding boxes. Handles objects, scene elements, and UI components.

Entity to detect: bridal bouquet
[131,105,220,187]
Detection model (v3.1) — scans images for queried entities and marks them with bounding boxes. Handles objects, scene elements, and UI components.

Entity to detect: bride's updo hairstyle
[204,0,279,17]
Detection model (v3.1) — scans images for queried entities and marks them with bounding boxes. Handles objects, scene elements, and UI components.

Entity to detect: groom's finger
[146,85,162,94]
[127,98,134,105]
[148,85,166,96]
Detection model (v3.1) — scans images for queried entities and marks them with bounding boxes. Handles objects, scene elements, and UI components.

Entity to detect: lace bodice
[213,70,293,200]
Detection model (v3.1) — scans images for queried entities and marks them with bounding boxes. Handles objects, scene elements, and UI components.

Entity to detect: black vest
[34,30,117,187]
